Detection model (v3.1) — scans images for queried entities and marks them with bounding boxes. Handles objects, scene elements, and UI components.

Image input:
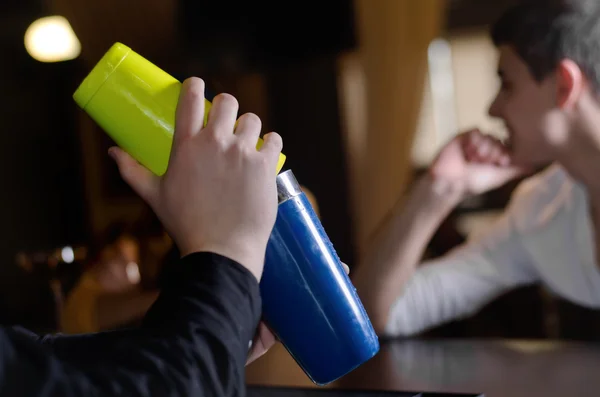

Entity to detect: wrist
[178,240,265,282]
[386,174,463,239]
[413,173,465,213]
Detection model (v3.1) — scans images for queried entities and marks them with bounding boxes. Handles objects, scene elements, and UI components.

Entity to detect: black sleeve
[0,252,261,397]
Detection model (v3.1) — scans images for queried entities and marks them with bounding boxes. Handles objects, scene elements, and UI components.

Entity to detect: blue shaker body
[260,192,380,385]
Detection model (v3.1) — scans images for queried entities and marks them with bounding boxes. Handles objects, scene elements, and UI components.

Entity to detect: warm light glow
[61,246,75,263]
[126,262,141,284]
[24,16,81,62]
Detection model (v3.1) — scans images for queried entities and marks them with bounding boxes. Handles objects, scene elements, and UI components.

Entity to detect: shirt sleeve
[0,252,261,397]
[384,190,541,338]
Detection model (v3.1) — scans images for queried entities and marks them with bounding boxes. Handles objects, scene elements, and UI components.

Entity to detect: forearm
[28,252,260,396]
[140,252,261,395]
[353,174,463,332]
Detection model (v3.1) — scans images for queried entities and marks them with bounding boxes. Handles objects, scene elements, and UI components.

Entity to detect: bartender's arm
[0,77,283,396]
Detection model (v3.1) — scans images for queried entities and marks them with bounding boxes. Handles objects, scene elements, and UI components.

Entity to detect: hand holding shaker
[73,43,379,385]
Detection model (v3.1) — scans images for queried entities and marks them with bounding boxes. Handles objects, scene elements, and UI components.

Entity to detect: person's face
[488,45,561,167]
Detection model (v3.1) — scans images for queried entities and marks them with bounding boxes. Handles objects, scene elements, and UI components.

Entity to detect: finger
[486,137,510,163]
[174,77,206,147]
[489,146,502,164]
[475,139,492,160]
[341,262,350,274]
[468,129,483,144]
[206,93,238,139]
[234,113,262,148]
[497,139,511,156]
[259,132,283,170]
[498,153,511,166]
[459,129,478,149]
[464,139,479,161]
[109,147,159,206]
[490,143,509,165]
[246,322,277,365]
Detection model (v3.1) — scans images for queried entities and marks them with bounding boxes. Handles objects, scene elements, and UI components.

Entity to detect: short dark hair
[491,0,600,91]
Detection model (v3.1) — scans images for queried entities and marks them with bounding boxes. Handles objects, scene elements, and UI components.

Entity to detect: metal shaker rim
[276,169,303,204]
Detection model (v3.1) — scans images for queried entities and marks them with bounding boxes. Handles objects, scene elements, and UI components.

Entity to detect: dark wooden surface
[246,338,600,397]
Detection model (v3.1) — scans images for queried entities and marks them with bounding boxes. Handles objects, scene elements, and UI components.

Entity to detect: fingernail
[108,147,117,160]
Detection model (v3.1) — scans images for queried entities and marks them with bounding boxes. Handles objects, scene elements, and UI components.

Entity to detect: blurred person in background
[60,223,160,333]
[354,0,600,337]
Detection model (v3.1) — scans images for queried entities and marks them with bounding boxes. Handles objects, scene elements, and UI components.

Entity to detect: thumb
[246,322,277,365]
[497,163,528,182]
[109,147,159,205]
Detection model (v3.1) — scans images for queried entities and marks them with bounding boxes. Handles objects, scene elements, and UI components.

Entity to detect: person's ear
[556,59,584,110]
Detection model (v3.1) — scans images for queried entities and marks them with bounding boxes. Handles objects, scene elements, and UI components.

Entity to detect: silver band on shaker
[276,170,303,204]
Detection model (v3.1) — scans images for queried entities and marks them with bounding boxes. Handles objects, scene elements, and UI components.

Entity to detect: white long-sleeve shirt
[385,164,600,337]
